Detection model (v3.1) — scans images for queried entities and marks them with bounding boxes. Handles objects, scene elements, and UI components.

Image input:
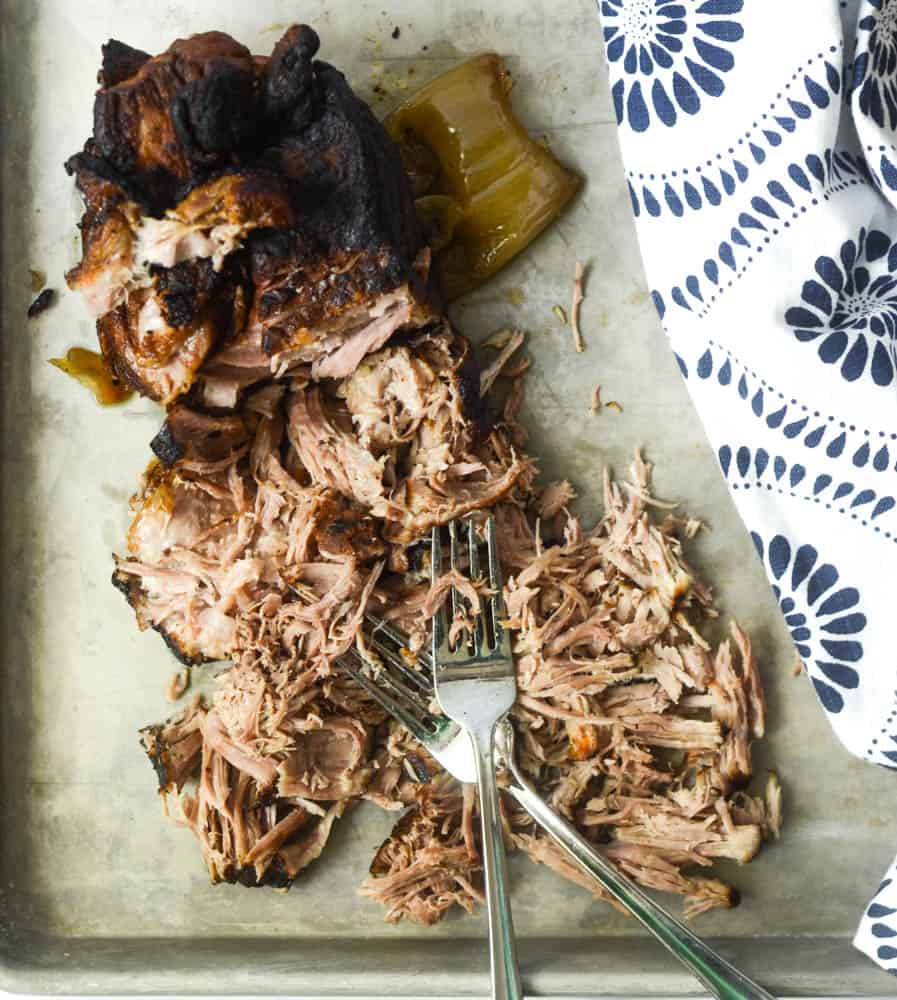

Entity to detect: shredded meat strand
[570,261,585,353]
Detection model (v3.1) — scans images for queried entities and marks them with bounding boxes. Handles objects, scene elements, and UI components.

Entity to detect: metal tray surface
[2,0,896,994]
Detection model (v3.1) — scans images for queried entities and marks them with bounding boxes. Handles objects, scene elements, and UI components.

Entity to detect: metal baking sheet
[2,0,897,994]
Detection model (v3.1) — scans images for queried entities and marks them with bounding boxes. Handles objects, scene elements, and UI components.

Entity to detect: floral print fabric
[596,0,897,974]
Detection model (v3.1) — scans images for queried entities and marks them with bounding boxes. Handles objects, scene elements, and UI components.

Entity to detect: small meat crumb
[662,513,707,538]
[590,385,602,414]
[765,772,783,838]
[29,269,46,293]
[479,329,526,396]
[28,287,56,318]
[605,400,623,413]
[570,261,586,353]
[482,328,517,350]
[392,26,401,39]
[684,517,705,539]
[166,668,191,702]
[792,656,805,678]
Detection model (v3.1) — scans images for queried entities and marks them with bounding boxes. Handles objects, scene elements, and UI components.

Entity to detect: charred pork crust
[150,403,249,467]
[138,705,204,791]
[27,288,56,318]
[258,57,419,263]
[99,40,151,89]
[403,752,433,785]
[86,32,258,214]
[264,25,321,133]
[314,492,386,562]
[241,44,426,360]
[95,253,251,404]
[152,259,220,330]
[67,26,429,408]
[456,336,483,429]
[170,62,261,169]
[250,243,412,359]
[96,307,146,395]
[139,725,173,790]
[232,858,293,889]
[112,567,210,666]
[63,144,148,233]
[154,623,210,667]
[402,539,431,576]
[149,421,180,467]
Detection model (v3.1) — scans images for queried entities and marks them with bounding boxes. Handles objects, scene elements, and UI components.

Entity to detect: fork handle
[472,725,524,1000]
[505,772,776,1000]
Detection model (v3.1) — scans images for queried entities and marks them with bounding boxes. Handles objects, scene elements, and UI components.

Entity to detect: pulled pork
[365,444,775,922]
[99,25,778,917]
[362,774,484,925]
[114,382,386,666]
[134,334,778,913]
[288,326,530,545]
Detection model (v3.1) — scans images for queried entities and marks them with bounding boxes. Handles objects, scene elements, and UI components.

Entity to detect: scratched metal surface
[1,0,896,994]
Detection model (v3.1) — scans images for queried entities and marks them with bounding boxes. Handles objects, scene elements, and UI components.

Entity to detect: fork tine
[467,518,487,655]
[363,631,431,691]
[341,647,434,739]
[485,515,503,591]
[353,646,431,717]
[485,516,511,656]
[448,519,463,643]
[365,614,434,671]
[431,526,450,656]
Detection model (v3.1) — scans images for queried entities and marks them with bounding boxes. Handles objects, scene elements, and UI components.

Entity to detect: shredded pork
[131,334,778,915]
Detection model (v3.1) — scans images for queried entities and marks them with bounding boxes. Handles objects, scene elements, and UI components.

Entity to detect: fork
[340,620,777,1000]
[430,516,522,1000]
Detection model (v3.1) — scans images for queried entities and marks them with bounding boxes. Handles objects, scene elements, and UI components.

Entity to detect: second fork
[431,517,523,1000]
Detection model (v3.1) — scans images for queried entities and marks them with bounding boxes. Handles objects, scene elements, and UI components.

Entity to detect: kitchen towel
[594,0,897,974]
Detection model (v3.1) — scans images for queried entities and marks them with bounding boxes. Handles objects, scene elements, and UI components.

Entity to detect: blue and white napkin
[594,0,897,973]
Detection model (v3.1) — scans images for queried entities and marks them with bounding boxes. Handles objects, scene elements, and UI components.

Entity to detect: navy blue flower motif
[852,0,897,130]
[751,532,866,714]
[601,0,744,132]
[784,227,897,387]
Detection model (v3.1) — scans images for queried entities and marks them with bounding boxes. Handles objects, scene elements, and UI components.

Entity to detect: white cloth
[595,0,897,974]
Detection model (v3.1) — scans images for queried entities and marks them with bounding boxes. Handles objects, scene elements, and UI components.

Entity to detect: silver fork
[340,624,777,1000]
[430,516,522,1000]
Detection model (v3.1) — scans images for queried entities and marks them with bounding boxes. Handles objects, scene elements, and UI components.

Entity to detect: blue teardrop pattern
[751,530,867,715]
[715,442,897,538]
[677,342,896,479]
[657,150,867,317]
[618,53,851,225]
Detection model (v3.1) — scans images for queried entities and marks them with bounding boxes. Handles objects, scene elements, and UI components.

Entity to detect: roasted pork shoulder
[66,26,435,406]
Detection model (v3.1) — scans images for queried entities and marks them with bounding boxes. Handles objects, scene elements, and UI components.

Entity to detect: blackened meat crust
[99,40,151,89]
[66,25,428,408]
